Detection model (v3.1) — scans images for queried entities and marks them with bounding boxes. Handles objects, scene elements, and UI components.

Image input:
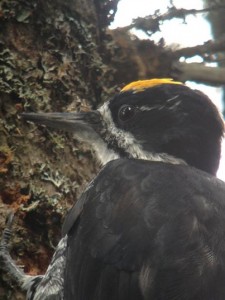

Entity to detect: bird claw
[0,211,15,255]
[0,211,27,286]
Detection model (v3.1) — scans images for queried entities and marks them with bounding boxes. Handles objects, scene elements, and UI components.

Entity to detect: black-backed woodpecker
[1,78,225,300]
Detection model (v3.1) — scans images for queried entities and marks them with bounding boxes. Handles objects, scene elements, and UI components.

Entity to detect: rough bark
[1,0,225,299]
[0,0,119,298]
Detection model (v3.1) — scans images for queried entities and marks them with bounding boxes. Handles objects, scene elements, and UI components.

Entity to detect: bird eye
[118,105,136,122]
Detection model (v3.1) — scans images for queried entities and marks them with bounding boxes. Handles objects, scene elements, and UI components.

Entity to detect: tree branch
[173,62,225,85]
[173,38,225,59]
[122,4,225,35]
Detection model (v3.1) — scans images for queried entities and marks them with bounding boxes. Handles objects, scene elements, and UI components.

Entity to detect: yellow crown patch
[121,78,183,93]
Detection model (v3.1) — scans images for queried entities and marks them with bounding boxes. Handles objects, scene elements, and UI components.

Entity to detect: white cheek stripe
[98,103,185,166]
[92,138,119,166]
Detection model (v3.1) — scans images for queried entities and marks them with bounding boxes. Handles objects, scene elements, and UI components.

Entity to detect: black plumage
[63,159,225,300]
[106,84,223,175]
[1,78,225,300]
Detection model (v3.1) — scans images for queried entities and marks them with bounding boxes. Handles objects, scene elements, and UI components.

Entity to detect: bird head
[22,79,224,175]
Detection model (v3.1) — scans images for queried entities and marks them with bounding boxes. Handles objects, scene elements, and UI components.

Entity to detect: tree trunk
[0,0,118,298]
[1,0,224,298]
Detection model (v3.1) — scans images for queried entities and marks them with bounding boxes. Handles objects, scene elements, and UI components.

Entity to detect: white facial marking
[139,105,161,111]
[140,96,181,113]
[98,102,185,165]
[71,121,119,166]
[91,138,119,165]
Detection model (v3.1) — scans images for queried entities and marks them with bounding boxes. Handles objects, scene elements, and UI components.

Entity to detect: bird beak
[21,111,103,142]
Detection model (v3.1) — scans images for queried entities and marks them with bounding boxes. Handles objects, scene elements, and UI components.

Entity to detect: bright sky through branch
[111,0,225,181]
[112,0,211,46]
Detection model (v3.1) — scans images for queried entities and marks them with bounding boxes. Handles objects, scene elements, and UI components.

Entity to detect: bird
[1,78,225,300]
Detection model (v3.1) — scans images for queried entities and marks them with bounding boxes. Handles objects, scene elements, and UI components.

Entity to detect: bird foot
[0,211,27,285]
[0,211,15,257]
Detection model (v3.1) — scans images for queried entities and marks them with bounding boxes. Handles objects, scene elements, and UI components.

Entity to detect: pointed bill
[21,111,103,142]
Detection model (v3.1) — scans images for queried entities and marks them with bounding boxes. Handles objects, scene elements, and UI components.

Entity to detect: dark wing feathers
[63,158,225,300]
